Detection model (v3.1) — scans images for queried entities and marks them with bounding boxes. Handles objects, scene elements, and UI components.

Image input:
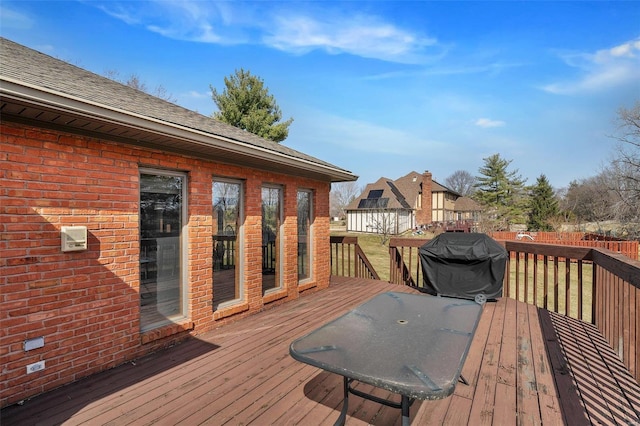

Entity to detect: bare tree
[609,102,640,238]
[564,175,618,230]
[330,182,362,219]
[553,186,577,229]
[445,170,476,196]
[104,70,177,103]
[366,209,396,245]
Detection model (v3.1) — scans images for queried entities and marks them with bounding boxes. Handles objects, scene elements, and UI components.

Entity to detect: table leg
[334,376,349,426]
[401,395,410,426]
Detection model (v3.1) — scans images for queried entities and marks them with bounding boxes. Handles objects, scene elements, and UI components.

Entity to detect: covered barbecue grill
[419,233,507,301]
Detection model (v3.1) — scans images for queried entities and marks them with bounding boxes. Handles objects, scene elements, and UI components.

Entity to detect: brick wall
[0,121,332,407]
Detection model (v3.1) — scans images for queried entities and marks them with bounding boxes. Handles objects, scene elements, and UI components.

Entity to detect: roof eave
[0,77,358,183]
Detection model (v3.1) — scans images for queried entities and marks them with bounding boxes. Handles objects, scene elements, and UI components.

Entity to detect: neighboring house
[454,196,483,222]
[0,38,356,407]
[345,171,481,234]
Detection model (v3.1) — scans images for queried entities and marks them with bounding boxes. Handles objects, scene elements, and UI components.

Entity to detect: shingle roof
[454,196,482,212]
[346,171,461,211]
[0,37,356,182]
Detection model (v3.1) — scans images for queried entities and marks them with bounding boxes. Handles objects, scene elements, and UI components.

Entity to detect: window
[139,170,187,331]
[262,185,282,294]
[213,179,244,309]
[297,190,313,282]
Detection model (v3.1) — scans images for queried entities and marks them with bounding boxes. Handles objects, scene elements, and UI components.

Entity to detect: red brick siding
[0,121,332,407]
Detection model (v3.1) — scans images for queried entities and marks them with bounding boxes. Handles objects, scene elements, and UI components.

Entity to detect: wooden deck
[3,277,640,425]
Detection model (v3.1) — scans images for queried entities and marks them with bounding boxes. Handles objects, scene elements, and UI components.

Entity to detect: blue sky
[2,1,639,190]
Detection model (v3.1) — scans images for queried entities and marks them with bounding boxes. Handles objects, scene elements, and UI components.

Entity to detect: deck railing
[385,237,640,384]
[329,236,380,280]
[489,231,639,260]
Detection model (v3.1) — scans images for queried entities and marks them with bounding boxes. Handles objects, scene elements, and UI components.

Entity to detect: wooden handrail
[329,236,380,280]
[386,236,640,384]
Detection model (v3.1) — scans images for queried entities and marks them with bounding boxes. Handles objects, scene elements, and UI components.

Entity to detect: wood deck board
[516,300,543,425]
[454,301,495,401]
[3,276,639,425]
[527,303,563,423]
[467,291,506,425]
[551,310,640,424]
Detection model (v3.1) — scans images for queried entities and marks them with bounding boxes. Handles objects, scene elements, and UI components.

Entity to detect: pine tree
[474,153,527,230]
[527,174,559,231]
[211,69,293,143]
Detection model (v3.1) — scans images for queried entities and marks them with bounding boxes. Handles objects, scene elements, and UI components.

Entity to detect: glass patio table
[289,291,484,426]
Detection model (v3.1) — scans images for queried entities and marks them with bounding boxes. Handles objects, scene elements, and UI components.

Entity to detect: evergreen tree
[527,174,559,231]
[474,153,527,230]
[211,69,293,143]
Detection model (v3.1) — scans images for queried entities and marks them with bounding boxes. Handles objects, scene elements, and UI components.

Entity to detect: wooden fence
[489,231,639,260]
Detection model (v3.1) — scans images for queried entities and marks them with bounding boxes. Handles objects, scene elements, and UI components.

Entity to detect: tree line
[334,103,639,240]
[446,102,639,239]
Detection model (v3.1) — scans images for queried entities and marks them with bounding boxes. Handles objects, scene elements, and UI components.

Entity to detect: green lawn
[330,230,435,283]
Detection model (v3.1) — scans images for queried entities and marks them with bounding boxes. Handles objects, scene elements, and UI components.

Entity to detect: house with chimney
[345,171,481,234]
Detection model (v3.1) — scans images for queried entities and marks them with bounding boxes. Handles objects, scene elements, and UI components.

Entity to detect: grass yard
[330,230,435,283]
[507,258,594,322]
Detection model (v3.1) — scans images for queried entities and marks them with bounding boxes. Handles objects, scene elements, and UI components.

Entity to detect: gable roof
[454,196,482,212]
[0,37,357,183]
[345,177,406,210]
[346,171,460,211]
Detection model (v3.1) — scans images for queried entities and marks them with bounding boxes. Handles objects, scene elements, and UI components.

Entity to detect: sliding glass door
[139,170,186,330]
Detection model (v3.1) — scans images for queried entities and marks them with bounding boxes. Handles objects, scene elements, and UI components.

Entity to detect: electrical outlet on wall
[26,361,45,374]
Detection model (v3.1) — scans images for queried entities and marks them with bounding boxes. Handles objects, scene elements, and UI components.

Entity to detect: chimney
[419,171,433,225]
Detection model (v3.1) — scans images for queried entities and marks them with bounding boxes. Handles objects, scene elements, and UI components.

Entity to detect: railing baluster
[524,253,529,304]
[533,254,538,308]
[578,260,583,320]
[565,257,571,317]
[553,257,559,313]
[543,255,549,311]
[516,252,521,301]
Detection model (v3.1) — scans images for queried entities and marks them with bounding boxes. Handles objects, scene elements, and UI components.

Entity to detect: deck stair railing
[386,237,640,384]
[330,236,380,280]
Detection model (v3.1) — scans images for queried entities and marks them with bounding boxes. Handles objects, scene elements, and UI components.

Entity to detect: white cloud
[263,13,437,64]
[542,38,640,95]
[90,1,437,64]
[184,90,209,99]
[475,118,505,128]
[95,3,141,25]
[0,5,34,29]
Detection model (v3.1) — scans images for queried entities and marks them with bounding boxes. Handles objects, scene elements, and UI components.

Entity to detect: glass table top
[290,291,483,400]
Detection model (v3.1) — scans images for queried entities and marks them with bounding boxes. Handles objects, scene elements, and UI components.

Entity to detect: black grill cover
[419,233,507,300]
